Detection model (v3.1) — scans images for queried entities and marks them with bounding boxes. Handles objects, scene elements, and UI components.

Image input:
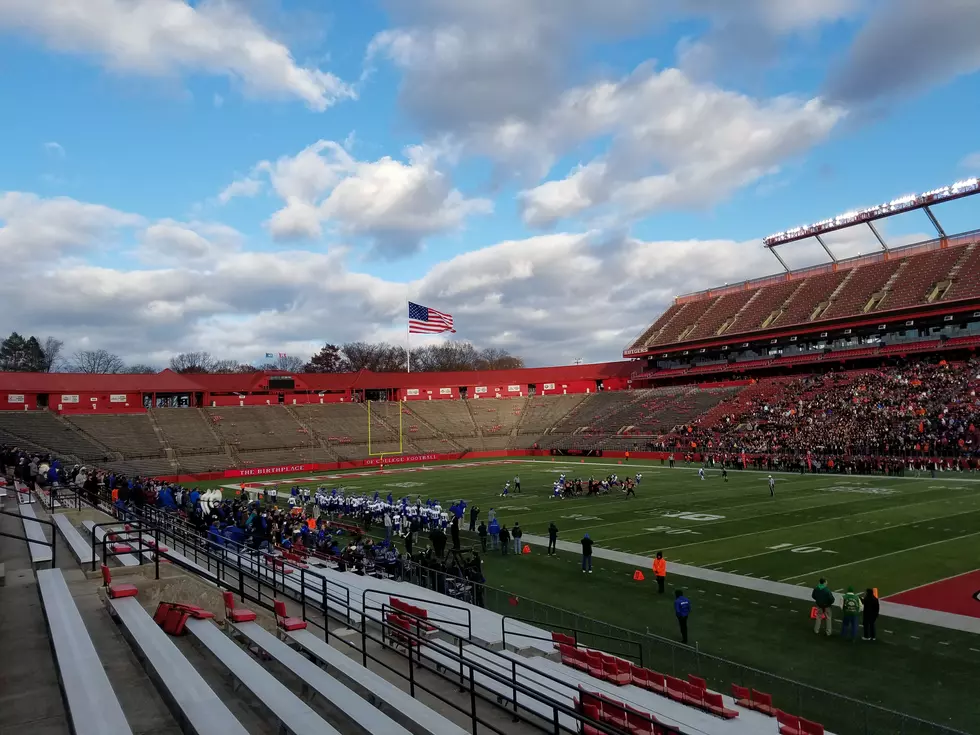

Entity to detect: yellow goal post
[366,399,404,462]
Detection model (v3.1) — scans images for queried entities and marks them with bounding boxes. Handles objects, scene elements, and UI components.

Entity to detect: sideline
[520,534,980,636]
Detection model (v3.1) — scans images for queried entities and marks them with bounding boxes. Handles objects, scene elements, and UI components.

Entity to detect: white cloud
[0,192,143,262]
[217,176,263,204]
[826,0,980,103]
[960,152,980,171]
[254,140,492,256]
[139,220,243,264]
[0,0,354,110]
[1,190,780,366]
[518,65,845,227]
[43,141,65,157]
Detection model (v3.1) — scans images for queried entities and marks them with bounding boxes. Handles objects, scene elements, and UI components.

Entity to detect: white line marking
[779,531,980,582]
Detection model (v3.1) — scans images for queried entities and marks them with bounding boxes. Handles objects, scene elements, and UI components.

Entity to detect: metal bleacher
[37,568,132,735]
[108,596,250,735]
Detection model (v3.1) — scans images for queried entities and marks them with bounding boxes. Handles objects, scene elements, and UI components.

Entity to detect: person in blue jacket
[674,589,692,644]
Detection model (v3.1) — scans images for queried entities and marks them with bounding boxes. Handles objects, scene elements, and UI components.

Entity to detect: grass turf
[193,458,980,732]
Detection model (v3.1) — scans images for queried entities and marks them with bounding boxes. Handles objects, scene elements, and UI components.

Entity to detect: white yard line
[883,568,980,599]
[779,531,980,582]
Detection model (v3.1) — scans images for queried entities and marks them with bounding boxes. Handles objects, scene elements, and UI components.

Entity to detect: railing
[0,507,57,569]
[62,488,971,734]
[501,615,645,667]
[97,500,664,735]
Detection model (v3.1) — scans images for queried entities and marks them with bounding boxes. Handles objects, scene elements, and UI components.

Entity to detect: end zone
[884,570,980,619]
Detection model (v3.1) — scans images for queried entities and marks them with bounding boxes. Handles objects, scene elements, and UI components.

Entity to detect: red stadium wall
[0,391,37,410]
[54,392,144,414]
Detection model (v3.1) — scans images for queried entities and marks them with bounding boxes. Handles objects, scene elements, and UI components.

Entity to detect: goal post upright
[366,399,405,461]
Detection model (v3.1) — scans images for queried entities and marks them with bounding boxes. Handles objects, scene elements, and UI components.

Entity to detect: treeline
[0,333,523,375]
[304,342,524,373]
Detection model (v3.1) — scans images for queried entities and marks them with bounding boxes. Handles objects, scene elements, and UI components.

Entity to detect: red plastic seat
[751,689,775,716]
[586,652,604,679]
[552,631,576,648]
[703,691,739,719]
[645,670,667,694]
[731,684,752,708]
[100,565,138,599]
[777,710,803,735]
[222,591,257,623]
[687,674,707,691]
[599,696,628,731]
[630,663,649,688]
[273,599,307,631]
[665,676,687,703]
[683,681,704,708]
[111,543,133,554]
[581,702,604,735]
[800,718,825,735]
[626,704,657,735]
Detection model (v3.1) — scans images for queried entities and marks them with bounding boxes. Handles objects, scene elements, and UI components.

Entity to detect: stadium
[3,175,980,735]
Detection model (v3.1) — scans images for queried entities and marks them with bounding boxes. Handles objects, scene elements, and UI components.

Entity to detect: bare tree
[169,351,218,373]
[125,363,158,374]
[70,349,125,374]
[40,337,64,372]
[211,359,241,373]
[477,347,524,370]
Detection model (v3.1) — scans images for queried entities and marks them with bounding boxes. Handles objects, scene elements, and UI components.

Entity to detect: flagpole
[406,302,411,373]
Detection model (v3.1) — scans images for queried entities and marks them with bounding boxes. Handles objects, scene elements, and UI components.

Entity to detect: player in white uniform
[768,475,775,497]
[698,467,705,480]
[500,481,510,497]
[268,486,278,505]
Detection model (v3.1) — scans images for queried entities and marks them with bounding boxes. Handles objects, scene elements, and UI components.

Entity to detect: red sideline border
[153,449,682,483]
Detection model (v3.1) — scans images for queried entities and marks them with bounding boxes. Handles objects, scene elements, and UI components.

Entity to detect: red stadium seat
[100,565,137,599]
[776,710,803,735]
[222,591,256,623]
[703,691,739,719]
[273,599,306,632]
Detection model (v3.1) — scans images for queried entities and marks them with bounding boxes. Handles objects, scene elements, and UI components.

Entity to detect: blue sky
[0,0,978,367]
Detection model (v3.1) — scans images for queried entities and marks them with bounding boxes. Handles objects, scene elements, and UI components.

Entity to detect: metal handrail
[0,506,58,569]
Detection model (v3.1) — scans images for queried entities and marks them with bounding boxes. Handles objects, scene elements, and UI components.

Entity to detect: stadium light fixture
[763,177,979,247]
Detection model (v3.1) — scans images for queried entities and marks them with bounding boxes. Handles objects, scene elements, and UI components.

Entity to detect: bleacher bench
[38,569,132,735]
[18,501,53,567]
[53,513,99,566]
[183,617,338,734]
[108,596,249,735]
[287,627,469,735]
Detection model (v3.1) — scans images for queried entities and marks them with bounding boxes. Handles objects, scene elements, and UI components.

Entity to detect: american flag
[409,302,456,334]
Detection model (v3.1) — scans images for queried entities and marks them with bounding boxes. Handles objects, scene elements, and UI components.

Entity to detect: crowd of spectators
[667,359,980,473]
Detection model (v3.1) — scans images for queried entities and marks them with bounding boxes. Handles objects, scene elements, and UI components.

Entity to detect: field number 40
[766,543,837,554]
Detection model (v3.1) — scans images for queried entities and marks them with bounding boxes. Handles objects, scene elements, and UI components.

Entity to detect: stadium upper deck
[627,232,980,359]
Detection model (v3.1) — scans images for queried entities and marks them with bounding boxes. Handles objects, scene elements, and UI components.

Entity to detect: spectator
[512,522,523,555]
[841,586,862,640]
[674,589,691,644]
[581,533,593,573]
[477,520,488,552]
[488,517,500,549]
[469,504,480,532]
[499,525,510,556]
[547,522,559,555]
[812,578,835,636]
[653,551,667,594]
[450,515,461,550]
[861,588,880,641]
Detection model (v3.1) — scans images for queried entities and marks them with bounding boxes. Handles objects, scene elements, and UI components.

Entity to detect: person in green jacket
[841,586,862,640]
[811,578,835,636]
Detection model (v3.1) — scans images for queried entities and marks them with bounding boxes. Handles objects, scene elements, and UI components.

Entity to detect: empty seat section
[205,406,309,450]
[471,398,526,437]
[68,415,164,458]
[407,401,478,438]
[517,394,591,436]
[724,280,800,334]
[775,271,848,326]
[821,260,901,319]
[651,297,717,346]
[152,408,223,452]
[628,302,684,350]
[0,412,107,462]
[877,247,962,311]
[686,290,756,340]
[943,244,980,301]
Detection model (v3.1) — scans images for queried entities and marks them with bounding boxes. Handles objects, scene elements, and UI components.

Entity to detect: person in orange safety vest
[653,551,667,594]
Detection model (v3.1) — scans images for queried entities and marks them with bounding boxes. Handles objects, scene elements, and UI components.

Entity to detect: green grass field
[195,459,980,732]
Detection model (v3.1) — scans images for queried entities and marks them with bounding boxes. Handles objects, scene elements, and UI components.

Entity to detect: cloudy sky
[2,0,979,368]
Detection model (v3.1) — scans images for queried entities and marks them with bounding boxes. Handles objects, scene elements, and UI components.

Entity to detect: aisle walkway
[520,535,980,635]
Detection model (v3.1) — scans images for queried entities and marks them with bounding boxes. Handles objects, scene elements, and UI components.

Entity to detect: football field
[200,458,980,731]
[215,458,980,600]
